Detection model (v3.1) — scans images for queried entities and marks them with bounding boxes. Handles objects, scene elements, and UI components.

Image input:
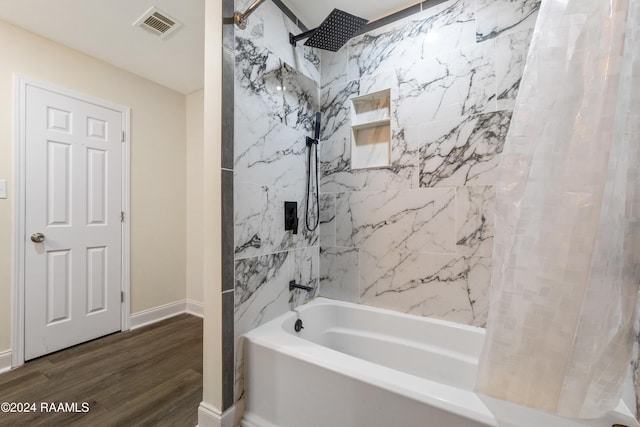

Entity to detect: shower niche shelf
[350,89,391,170]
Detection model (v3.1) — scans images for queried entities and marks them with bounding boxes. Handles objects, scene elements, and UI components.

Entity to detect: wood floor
[0,314,203,427]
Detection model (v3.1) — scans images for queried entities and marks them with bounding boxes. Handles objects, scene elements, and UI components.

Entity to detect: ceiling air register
[133,6,183,39]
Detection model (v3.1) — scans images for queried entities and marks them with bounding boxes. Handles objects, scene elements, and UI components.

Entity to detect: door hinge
[121,291,124,303]
[121,211,125,222]
[121,131,125,142]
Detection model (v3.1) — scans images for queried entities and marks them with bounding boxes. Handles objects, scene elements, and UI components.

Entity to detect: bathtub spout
[289,280,314,292]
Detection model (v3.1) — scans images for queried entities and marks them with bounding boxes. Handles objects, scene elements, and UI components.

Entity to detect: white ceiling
[0,0,204,94]
[279,0,421,28]
[0,0,415,94]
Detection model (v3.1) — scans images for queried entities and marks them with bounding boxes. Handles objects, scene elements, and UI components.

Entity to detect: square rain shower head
[304,9,368,52]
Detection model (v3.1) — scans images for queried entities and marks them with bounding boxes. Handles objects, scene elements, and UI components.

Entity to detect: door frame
[12,75,131,367]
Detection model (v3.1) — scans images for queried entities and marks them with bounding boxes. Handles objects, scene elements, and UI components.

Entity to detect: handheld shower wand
[305,113,321,232]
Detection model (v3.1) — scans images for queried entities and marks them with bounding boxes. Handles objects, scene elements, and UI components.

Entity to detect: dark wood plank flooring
[0,314,202,427]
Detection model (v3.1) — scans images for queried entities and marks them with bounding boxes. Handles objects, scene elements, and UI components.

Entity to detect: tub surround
[232,0,321,402]
[230,0,540,404]
[318,0,539,327]
[231,0,538,410]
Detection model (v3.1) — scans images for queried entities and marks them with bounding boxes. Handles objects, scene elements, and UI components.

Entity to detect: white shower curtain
[476,0,640,419]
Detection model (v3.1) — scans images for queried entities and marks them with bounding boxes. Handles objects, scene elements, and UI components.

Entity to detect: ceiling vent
[133,7,182,39]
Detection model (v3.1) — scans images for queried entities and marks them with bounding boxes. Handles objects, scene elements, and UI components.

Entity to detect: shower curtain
[476,0,640,419]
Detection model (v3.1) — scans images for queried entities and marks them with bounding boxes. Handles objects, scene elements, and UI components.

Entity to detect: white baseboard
[198,402,235,427]
[241,413,278,427]
[0,350,11,374]
[130,299,205,330]
[130,300,187,330]
[187,299,204,318]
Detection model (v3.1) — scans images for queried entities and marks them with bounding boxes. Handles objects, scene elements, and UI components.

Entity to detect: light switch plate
[0,180,6,199]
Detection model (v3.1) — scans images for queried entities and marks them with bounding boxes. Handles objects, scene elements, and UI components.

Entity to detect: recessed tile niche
[350,89,391,170]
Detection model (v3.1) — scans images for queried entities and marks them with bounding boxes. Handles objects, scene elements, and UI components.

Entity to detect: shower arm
[289,29,317,47]
[234,0,267,29]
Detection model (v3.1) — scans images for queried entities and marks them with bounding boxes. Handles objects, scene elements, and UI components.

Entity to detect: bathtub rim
[285,296,488,332]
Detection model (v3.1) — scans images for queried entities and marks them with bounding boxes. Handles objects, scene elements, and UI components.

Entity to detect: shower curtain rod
[234,0,267,29]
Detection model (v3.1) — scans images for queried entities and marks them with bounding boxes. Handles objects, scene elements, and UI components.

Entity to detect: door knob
[30,233,45,243]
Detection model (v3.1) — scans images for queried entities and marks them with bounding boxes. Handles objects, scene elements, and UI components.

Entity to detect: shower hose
[305,138,319,232]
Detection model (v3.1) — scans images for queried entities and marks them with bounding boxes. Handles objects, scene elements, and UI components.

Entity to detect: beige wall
[200,0,224,419]
[186,89,204,304]
[0,20,188,353]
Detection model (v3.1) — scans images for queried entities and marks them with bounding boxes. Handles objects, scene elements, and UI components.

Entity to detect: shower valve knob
[284,201,298,235]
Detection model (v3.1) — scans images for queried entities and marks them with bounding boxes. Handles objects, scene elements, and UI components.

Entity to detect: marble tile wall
[319,0,540,327]
[232,0,321,402]
[231,0,541,407]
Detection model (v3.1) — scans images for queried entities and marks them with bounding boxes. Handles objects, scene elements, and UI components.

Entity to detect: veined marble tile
[320,80,360,143]
[234,181,268,258]
[235,251,291,322]
[235,37,281,113]
[321,71,398,141]
[234,0,320,82]
[234,116,308,189]
[321,46,348,90]
[335,188,456,255]
[360,69,399,94]
[391,124,423,168]
[319,81,404,192]
[496,28,535,110]
[320,246,360,303]
[361,251,491,326]
[319,75,419,193]
[319,193,336,247]
[234,250,291,400]
[418,110,512,187]
[235,37,319,134]
[234,180,318,259]
[320,161,419,193]
[302,48,321,84]
[348,0,476,81]
[457,186,496,257]
[319,123,418,192]
[322,165,420,193]
[395,41,497,125]
[289,246,320,308]
[476,0,541,42]
[280,61,320,132]
[317,120,351,191]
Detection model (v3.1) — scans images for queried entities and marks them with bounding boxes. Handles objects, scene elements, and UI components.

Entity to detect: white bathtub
[241,298,636,427]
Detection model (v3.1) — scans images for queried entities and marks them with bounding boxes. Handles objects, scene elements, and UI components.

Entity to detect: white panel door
[24,85,123,360]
